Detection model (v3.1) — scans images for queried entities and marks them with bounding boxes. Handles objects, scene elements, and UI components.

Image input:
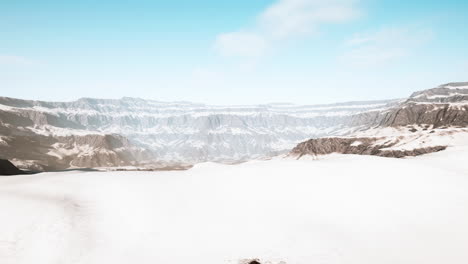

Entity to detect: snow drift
[1,147,468,264]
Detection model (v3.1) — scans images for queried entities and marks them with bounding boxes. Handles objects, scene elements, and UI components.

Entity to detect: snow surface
[0,136,7,146]
[1,150,468,264]
[444,84,468,90]
[353,126,468,151]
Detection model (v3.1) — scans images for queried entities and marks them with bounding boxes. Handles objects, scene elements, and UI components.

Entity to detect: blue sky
[1,0,468,104]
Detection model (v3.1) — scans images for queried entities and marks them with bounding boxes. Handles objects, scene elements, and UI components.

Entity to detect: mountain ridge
[0,95,399,170]
[290,82,468,159]
[1,82,467,170]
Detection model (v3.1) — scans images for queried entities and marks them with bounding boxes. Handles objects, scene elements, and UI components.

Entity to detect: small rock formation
[237,258,286,264]
[290,137,447,159]
[0,159,26,176]
[238,259,262,264]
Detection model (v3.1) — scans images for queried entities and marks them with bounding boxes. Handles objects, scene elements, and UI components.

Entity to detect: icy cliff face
[0,97,396,169]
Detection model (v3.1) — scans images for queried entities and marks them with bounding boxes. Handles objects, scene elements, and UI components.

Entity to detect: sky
[1,0,468,105]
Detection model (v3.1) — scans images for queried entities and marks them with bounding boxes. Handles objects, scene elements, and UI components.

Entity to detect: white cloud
[0,55,37,66]
[214,0,360,58]
[260,0,359,38]
[340,27,433,66]
[214,31,268,57]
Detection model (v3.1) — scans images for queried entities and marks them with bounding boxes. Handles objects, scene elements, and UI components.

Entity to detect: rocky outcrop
[0,159,27,175]
[407,82,468,103]
[290,137,447,159]
[0,123,154,171]
[378,103,468,127]
[377,82,468,127]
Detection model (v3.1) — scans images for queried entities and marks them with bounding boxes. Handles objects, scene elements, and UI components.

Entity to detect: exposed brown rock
[378,103,468,127]
[0,123,154,171]
[290,137,447,159]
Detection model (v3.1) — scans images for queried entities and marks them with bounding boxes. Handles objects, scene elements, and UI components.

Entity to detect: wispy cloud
[214,31,268,58]
[214,0,361,58]
[340,27,434,66]
[260,0,360,38]
[0,55,38,67]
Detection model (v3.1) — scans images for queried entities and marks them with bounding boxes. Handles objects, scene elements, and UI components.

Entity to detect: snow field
[1,151,468,264]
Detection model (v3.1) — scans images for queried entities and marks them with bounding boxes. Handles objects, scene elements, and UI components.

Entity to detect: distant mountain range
[1,82,467,171]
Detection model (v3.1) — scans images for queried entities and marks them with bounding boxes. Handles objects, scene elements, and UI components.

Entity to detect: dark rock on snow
[0,159,27,176]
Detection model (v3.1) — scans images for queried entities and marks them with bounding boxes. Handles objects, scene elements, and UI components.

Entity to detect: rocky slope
[0,125,154,171]
[377,82,468,127]
[290,128,450,158]
[291,82,468,159]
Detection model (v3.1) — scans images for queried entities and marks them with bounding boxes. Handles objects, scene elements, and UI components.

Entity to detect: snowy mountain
[377,82,468,127]
[1,81,468,170]
[407,82,468,103]
[0,96,397,170]
[291,82,468,159]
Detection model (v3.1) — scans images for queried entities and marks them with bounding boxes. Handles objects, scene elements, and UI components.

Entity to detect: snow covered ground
[1,148,468,264]
[354,126,468,151]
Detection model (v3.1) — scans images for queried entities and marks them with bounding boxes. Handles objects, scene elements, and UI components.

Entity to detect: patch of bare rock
[290,136,446,158]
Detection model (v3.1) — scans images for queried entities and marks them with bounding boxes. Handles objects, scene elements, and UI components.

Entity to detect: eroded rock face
[291,137,378,157]
[377,82,468,127]
[0,124,154,171]
[378,103,468,127]
[290,137,447,158]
